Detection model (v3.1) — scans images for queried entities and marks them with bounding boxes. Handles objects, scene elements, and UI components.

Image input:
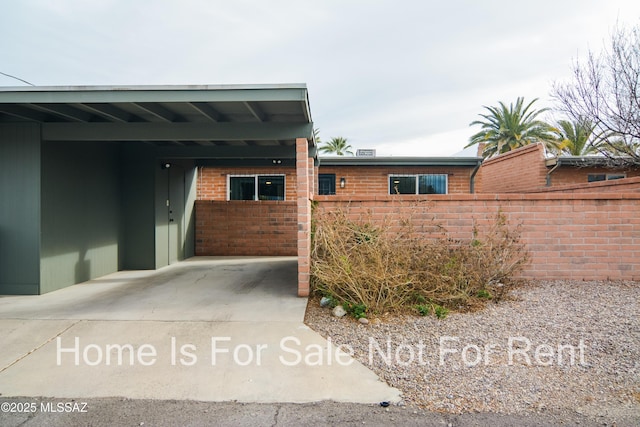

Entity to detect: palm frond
[467,97,554,158]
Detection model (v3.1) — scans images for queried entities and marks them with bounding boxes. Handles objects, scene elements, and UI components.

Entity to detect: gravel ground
[304,280,640,421]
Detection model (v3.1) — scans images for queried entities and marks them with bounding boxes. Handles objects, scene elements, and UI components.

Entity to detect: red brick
[315,194,640,281]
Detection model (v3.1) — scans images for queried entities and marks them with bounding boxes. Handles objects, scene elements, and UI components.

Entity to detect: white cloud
[373,127,475,157]
[2,0,640,155]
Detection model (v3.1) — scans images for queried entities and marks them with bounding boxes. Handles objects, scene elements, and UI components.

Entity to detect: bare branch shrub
[311,204,529,317]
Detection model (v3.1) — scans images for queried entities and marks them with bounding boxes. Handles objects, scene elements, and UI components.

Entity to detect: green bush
[415,304,431,316]
[434,305,449,319]
[343,301,368,319]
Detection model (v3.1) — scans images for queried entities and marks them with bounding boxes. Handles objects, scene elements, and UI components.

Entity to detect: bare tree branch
[552,23,640,164]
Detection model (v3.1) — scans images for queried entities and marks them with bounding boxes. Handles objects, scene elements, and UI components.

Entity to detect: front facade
[7,86,636,298]
[190,156,482,260]
[315,156,483,196]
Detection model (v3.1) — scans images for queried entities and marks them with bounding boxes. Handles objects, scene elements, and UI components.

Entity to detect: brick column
[308,157,316,200]
[296,138,311,297]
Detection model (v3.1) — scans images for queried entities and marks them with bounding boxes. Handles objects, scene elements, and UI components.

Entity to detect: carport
[0,85,315,296]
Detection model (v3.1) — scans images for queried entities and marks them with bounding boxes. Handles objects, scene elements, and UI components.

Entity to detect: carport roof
[0,84,314,148]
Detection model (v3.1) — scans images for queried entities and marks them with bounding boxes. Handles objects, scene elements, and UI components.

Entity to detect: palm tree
[554,119,600,156]
[606,139,640,157]
[466,97,559,158]
[319,137,353,156]
[313,128,322,146]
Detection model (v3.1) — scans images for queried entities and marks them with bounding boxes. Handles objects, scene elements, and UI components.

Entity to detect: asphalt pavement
[0,397,627,427]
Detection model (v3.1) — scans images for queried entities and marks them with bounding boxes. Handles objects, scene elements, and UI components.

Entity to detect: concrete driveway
[0,257,401,404]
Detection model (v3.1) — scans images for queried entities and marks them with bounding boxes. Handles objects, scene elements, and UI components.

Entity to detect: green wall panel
[0,123,41,295]
[121,143,157,270]
[184,166,197,259]
[40,141,122,293]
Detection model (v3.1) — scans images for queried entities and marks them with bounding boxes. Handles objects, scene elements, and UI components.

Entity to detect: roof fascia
[0,85,309,106]
[318,157,483,167]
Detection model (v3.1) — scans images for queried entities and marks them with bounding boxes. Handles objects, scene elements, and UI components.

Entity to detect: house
[315,156,483,196]
[476,143,640,193]
[191,154,482,263]
[3,85,636,298]
[0,84,316,296]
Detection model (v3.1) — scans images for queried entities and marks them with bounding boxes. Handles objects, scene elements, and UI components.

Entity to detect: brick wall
[197,166,297,201]
[531,176,640,193]
[318,165,474,196]
[314,193,640,281]
[195,201,297,256]
[476,144,548,193]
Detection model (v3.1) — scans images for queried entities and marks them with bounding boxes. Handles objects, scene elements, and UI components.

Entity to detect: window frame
[227,174,286,201]
[587,174,606,183]
[318,173,336,195]
[588,173,627,183]
[606,173,626,180]
[388,174,448,195]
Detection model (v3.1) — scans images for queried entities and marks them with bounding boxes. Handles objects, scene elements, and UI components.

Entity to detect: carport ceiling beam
[158,145,296,159]
[74,103,137,123]
[28,103,94,122]
[133,102,184,122]
[0,104,49,121]
[188,102,223,122]
[244,101,266,122]
[42,122,313,141]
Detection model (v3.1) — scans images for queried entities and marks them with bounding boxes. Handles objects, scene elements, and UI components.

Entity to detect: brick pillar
[308,157,316,200]
[296,138,311,297]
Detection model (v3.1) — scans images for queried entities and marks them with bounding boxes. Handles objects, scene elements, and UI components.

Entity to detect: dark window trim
[318,173,336,195]
[228,174,286,201]
[388,174,448,195]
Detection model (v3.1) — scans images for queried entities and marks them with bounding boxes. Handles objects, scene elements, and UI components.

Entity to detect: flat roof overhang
[544,156,637,168]
[318,156,483,167]
[0,84,315,160]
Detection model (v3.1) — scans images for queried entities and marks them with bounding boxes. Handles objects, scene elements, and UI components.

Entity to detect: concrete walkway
[0,257,401,404]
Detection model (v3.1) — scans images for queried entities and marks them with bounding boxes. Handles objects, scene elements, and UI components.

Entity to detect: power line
[0,71,35,86]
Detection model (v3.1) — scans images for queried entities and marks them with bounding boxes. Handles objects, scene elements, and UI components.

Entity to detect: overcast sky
[2,1,639,156]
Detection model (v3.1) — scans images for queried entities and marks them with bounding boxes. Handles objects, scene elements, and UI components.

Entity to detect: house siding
[0,123,41,295]
[317,165,474,196]
[550,167,640,187]
[530,176,640,193]
[40,141,122,294]
[197,166,297,201]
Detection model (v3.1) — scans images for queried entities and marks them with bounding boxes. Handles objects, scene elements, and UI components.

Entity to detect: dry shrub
[311,203,529,317]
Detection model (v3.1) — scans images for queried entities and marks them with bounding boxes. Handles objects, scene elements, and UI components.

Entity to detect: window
[389,176,415,194]
[229,175,285,200]
[389,174,447,194]
[318,174,336,195]
[606,174,626,180]
[588,173,626,183]
[230,176,256,200]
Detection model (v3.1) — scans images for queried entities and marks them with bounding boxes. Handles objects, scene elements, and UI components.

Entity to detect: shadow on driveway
[0,257,305,322]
